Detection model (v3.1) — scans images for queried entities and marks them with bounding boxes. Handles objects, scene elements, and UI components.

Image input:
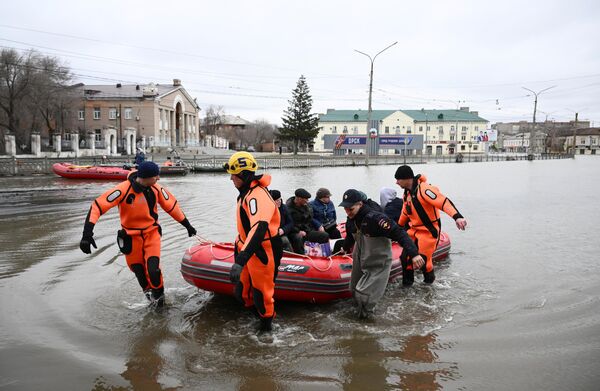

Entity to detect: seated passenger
[269,189,294,252]
[379,187,404,223]
[310,187,342,239]
[286,188,329,254]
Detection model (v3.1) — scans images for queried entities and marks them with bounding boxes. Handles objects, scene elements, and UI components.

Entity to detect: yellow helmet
[224,151,258,175]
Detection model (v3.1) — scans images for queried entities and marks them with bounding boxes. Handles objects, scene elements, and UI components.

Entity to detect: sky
[1,0,599,126]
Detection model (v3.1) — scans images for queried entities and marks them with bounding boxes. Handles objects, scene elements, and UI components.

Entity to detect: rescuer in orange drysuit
[224,151,282,331]
[79,161,197,306]
[395,165,467,285]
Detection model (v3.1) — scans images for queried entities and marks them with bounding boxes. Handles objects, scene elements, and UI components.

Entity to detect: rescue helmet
[224,151,258,175]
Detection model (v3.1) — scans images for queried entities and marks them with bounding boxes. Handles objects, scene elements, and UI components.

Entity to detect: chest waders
[350,230,393,319]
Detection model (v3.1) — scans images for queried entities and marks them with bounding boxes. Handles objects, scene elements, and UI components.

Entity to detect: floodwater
[0,157,599,390]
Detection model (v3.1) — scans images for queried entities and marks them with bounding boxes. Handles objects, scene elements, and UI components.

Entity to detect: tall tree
[0,48,72,151]
[279,75,319,154]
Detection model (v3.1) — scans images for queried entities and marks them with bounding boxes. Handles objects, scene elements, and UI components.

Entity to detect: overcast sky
[2,0,599,126]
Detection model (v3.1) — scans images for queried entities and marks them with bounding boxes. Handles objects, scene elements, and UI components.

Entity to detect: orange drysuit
[83,173,192,294]
[399,174,463,284]
[233,174,282,319]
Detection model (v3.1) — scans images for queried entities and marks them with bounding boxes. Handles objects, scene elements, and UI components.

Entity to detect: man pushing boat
[224,152,283,332]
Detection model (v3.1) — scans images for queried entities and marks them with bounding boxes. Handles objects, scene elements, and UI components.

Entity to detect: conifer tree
[279,75,319,154]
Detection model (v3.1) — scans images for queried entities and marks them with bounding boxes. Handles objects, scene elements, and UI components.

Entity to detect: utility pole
[572,112,578,155]
[355,41,397,165]
[522,86,556,155]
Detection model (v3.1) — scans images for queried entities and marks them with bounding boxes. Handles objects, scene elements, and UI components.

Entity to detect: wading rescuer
[224,152,283,332]
[340,189,424,319]
[79,161,197,306]
[395,165,467,285]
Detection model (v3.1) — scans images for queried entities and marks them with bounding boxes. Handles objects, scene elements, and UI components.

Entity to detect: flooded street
[1,157,599,390]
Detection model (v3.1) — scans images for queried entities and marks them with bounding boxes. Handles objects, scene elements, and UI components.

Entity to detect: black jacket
[384,197,403,223]
[342,204,417,257]
[278,203,294,235]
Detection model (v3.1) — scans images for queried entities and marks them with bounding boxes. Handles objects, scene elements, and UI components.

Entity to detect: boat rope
[190,234,234,260]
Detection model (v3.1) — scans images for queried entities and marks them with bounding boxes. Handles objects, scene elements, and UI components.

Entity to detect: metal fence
[0,153,574,176]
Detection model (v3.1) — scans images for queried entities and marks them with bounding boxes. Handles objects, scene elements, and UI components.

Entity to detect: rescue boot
[402,269,414,286]
[151,287,165,308]
[259,316,273,332]
[423,269,435,284]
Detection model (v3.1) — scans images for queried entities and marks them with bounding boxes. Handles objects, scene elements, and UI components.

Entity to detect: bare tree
[0,48,73,151]
[202,105,225,136]
[246,119,277,149]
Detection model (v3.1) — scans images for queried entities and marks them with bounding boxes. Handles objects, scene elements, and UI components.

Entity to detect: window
[124,108,132,119]
[331,126,337,134]
[353,126,358,134]
[95,129,102,141]
[407,126,411,132]
[475,126,479,131]
[426,126,430,131]
[419,126,423,132]
[461,145,466,151]
[64,133,72,141]
[385,126,389,134]
[78,110,84,120]
[93,108,100,120]
[461,135,466,141]
[109,108,117,120]
[450,125,455,132]
[462,126,468,132]
[343,126,348,134]
[473,145,478,151]
[395,126,400,134]
[450,135,455,141]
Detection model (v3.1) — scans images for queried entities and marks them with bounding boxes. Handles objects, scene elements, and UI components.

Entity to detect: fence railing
[0,153,574,176]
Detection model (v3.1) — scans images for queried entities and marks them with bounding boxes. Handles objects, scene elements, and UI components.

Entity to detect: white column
[31,133,41,156]
[4,134,16,156]
[53,134,62,153]
[71,133,79,156]
[88,132,96,155]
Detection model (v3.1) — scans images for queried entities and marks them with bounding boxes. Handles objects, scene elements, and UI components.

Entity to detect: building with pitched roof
[76,79,201,152]
[316,108,488,155]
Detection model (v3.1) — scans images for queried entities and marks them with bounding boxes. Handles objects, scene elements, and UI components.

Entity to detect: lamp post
[355,41,398,165]
[522,86,556,155]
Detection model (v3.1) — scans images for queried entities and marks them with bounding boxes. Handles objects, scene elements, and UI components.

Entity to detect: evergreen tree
[279,75,319,154]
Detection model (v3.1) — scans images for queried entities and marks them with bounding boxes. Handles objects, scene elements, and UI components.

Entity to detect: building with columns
[316,108,488,155]
[76,79,201,150]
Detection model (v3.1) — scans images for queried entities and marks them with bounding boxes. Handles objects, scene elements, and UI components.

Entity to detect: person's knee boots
[401,254,414,286]
[259,316,273,332]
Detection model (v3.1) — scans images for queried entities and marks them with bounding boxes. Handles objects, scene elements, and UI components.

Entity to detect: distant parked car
[247,146,256,152]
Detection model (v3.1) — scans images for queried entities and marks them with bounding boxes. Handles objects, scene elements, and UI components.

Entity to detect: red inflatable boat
[52,162,131,180]
[181,232,451,303]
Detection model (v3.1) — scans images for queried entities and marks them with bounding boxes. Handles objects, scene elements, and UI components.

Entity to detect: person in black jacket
[269,190,293,252]
[380,187,404,224]
[340,189,424,319]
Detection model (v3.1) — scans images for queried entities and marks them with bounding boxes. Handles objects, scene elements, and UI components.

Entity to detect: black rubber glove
[229,263,243,283]
[180,218,196,237]
[80,236,97,254]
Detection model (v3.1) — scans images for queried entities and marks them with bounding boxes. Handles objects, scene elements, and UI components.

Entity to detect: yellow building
[317,108,488,155]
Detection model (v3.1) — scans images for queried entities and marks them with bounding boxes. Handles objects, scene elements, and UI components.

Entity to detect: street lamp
[522,85,556,155]
[355,41,398,165]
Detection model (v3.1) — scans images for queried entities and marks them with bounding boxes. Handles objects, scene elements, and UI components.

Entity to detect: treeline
[0,48,77,152]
